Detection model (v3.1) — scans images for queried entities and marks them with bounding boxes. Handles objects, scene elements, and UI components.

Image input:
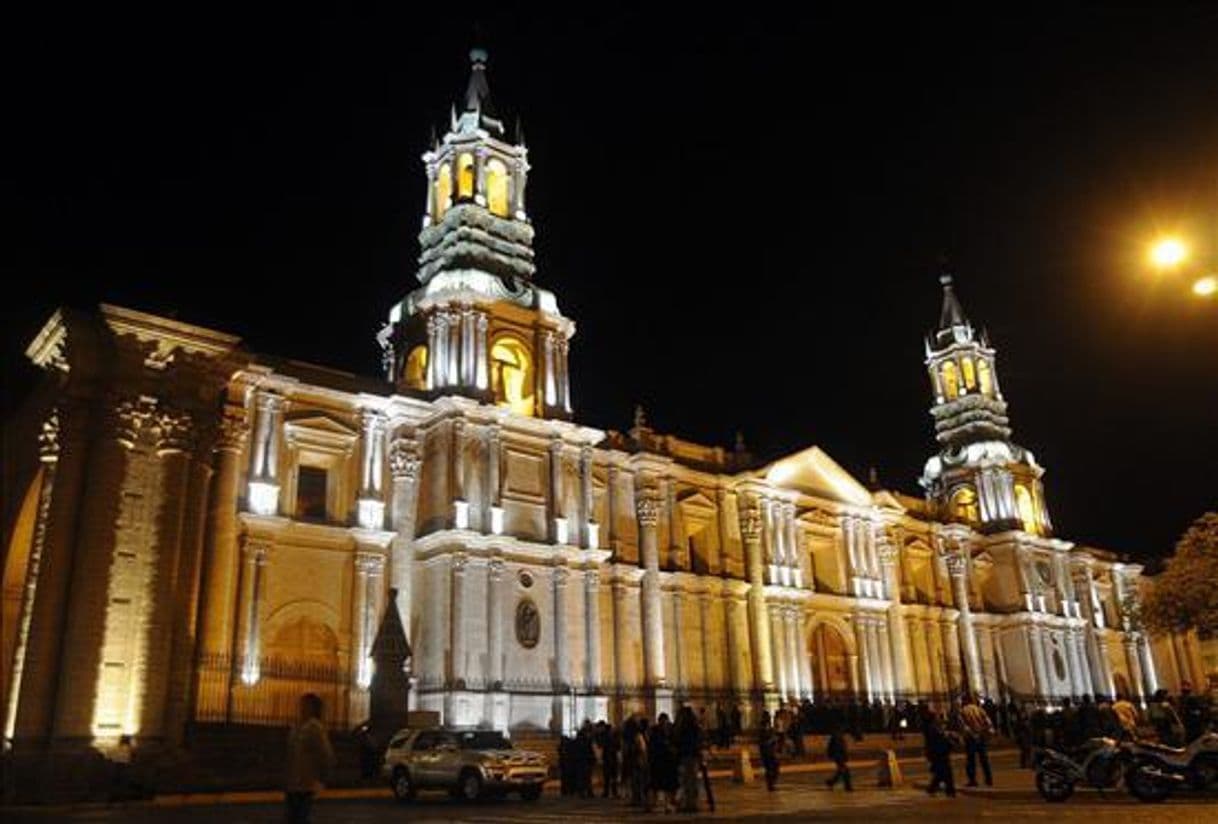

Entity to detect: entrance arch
[810,621,853,699]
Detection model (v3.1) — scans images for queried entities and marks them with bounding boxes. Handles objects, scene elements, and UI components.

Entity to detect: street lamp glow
[1193,276,1217,298]
[1149,237,1188,268]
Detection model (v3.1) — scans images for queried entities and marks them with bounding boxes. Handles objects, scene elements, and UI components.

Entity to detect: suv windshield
[458,731,512,750]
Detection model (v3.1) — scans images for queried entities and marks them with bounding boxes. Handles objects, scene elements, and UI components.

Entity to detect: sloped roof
[756,445,873,507]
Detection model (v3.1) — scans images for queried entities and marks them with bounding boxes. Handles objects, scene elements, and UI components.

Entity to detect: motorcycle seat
[1135,740,1187,757]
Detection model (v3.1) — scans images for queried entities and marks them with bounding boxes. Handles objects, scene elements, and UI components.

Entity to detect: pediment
[757,446,872,507]
[677,490,717,513]
[285,413,358,439]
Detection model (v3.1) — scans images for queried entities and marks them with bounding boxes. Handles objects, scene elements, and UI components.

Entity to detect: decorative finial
[633,404,647,430]
[940,272,954,287]
[470,46,488,66]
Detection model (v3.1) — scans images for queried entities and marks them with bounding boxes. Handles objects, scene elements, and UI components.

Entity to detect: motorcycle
[1033,737,1126,802]
[1124,731,1218,800]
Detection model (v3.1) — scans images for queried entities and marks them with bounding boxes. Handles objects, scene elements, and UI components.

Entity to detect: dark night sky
[5,6,1217,561]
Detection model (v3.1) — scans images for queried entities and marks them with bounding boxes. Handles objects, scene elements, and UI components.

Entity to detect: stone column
[908,619,927,697]
[483,424,502,534]
[866,617,885,701]
[579,446,594,548]
[785,607,802,698]
[447,308,460,387]
[1027,625,1049,701]
[585,570,602,690]
[549,438,565,544]
[637,490,667,687]
[698,591,713,689]
[194,410,247,720]
[877,620,895,702]
[797,610,815,701]
[235,536,271,687]
[946,552,984,697]
[741,503,774,695]
[666,478,681,570]
[611,580,629,694]
[427,315,442,388]
[3,411,63,743]
[923,619,942,697]
[388,437,421,637]
[1124,635,1145,703]
[352,552,384,690]
[558,337,572,412]
[450,554,468,688]
[542,331,557,407]
[486,559,505,687]
[671,588,685,691]
[246,391,283,513]
[854,617,873,701]
[553,565,571,687]
[475,312,489,391]
[1066,628,1088,698]
[878,538,914,699]
[451,419,467,528]
[770,606,788,699]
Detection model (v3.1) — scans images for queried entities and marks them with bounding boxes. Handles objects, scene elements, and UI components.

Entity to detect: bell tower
[379,47,575,419]
[919,273,1053,535]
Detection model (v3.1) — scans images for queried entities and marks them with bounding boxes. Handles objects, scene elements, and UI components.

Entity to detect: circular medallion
[515,598,540,649]
[518,570,534,589]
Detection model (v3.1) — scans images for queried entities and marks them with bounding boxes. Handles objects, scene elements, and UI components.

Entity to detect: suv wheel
[460,769,483,801]
[391,767,415,802]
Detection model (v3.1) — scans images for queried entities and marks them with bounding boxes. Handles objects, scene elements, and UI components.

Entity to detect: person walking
[924,712,957,798]
[824,723,853,791]
[284,693,335,824]
[599,721,621,798]
[960,695,994,787]
[716,704,730,750]
[758,710,781,792]
[625,716,649,808]
[1013,704,1033,769]
[730,703,743,746]
[675,706,703,812]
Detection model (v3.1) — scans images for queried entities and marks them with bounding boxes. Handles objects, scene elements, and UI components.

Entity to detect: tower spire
[464,46,493,115]
[938,272,968,330]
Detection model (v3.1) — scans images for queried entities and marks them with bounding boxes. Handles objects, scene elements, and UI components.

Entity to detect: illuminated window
[941,361,959,400]
[490,336,534,417]
[950,486,979,523]
[977,359,993,396]
[1015,484,1038,534]
[961,356,976,389]
[434,163,452,221]
[457,153,475,199]
[404,345,428,390]
[485,158,510,217]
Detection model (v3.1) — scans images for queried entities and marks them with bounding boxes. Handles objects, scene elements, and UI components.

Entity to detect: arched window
[457,153,475,199]
[977,359,993,396]
[941,361,959,400]
[434,163,452,222]
[961,356,976,390]
[404,345,428,390]
[950,486,979,523]
[485,158,510,217]
[490,336,534,417]
[1015,484,1038,534]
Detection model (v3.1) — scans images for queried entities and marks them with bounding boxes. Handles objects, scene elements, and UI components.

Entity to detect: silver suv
[382,728,548,802]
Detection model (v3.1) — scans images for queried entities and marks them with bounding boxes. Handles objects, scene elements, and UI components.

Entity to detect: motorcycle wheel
[1126,765,1171,803]
[1035,771,1075,802]
[1190,755,1218,790]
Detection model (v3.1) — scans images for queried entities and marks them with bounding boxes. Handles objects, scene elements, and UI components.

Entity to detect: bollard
[733,747,755,783]
[876,748,903,788]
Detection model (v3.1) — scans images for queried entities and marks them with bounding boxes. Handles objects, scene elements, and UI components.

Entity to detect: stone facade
[2,49,1209,789]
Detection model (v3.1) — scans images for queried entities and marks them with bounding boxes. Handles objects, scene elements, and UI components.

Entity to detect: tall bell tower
[379,47,575,419]
[919,273,1053,535]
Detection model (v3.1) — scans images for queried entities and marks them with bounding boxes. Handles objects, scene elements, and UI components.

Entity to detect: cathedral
[2,48,1207,784]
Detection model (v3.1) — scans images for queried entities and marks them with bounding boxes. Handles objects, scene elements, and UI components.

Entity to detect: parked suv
[382,728,548,802]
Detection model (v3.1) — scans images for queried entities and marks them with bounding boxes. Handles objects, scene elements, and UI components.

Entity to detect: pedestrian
[789,703,806,758]
[1179,681,1210,743]
[1148,689,1183,746]
[923,712,956,798]
[959,694,994,787]
[625,716,649,807]
[730,703,743,745]
[648,713,678,813]
[1077,694,1100,741]
[824,723,853,791]
[1012,704,1032,769]
[1097,695,1120,738]
[1112,693,1139,740]
[576,720,596,798]
[284,693,335,824]
[675,706,703,812]
[716,704,730,749]
[599,721,621,798]
[758,710,781,791]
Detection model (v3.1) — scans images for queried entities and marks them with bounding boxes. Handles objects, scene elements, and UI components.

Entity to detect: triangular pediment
[285,413,358,438]
[677,491,717,513]
[758,446,873,507]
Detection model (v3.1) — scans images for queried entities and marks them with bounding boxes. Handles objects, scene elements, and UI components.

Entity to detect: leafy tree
[1141,512,1218,637]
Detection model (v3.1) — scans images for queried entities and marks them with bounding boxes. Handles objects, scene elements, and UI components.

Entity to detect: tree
[1141,512,1218,637]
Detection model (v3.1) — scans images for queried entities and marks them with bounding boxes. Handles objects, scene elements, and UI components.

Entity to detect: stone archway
[810,622,853,699]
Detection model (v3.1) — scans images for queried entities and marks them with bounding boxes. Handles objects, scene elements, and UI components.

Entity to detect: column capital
[38,409,61,462]
[739,503,763,542]
[254,390,285,414]
[584,568,600,588]
[552,564,570,587]
[389,437,422,481]
[945,550,968,578]
[488,556,506,581]
[217,408,249,452]
[108,392,157,448]
[355,551,385,575]
[156,406,197,454]
[242,536,272,564]
[636,489,661,527]
[451,552,469,574]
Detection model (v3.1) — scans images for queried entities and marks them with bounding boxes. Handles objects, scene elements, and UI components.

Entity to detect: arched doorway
[811,622,852,699]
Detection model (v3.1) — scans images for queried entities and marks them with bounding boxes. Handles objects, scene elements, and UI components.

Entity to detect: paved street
[6,751,1216,822]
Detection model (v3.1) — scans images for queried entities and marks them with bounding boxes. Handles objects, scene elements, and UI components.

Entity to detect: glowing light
[248,481,279,516]
[357,499,385,530]
[1149,237,1187,268]
[1193,275,1217,297]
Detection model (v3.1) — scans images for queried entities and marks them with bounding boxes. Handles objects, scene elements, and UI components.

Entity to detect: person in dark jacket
[674,706,703,812]
[1078,694,1101,741]
[758,710,781,791]
[824,724,853,791]
[1180,682,1210,743]
[575,721,596,798]
[648,713,678,812]
[596,721,620,798]
[924,713,957,797]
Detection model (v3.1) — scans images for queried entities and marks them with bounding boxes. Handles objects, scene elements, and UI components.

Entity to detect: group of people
[559,706,709,813]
